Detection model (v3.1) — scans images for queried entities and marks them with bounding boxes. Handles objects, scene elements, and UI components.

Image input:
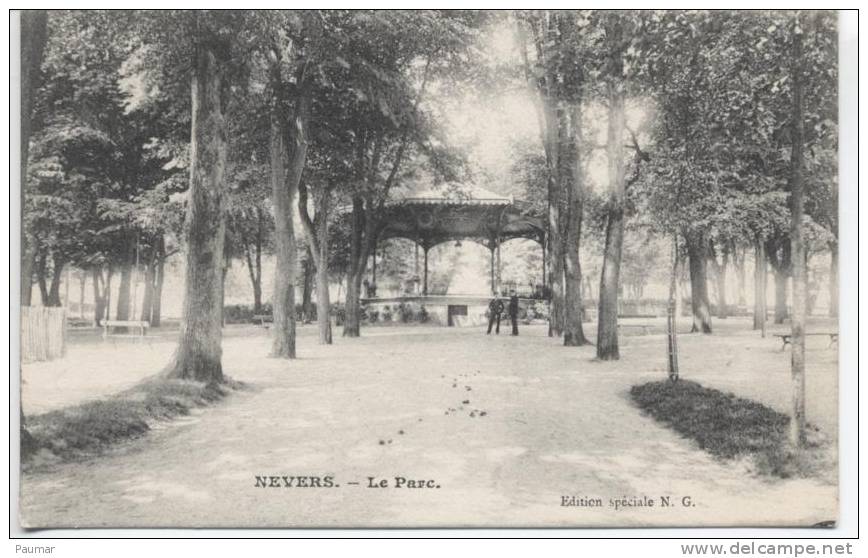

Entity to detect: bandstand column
[489,244,496,294]
[413,241,421,294]
[496,241,502,292]
[423,245,429,296]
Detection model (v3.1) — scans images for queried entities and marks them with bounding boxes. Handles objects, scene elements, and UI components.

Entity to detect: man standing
[487,296,504,335]
[509,290,520,336]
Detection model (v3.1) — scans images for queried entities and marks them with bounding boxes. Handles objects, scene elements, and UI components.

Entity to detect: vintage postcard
[14,9,845,529]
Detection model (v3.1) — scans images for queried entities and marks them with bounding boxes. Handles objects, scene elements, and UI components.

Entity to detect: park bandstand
[360,187,548,327]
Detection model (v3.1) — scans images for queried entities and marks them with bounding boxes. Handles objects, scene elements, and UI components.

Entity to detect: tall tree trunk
[269,55,308,359]
[344,272,362,337]
[115,239,134,321]
[774,268,789,324]
[828,241,838,318]
[92,267,105,327]
[666,237,680,380]
[36,250,49,305]
[562,235,586,345]
[298,180,333,344]
[23,251,38,308]
[79,270,86,319]
[140,259,155,323]
[711,242,729,319]
[19,10,48,308]
[21,247,36,306]
[241,208,264,314]
[139,243,158,324]
[220,257,229,327]
[301,249,314,323]
[269,119,299,358]
[315,192,333,344]
[735,245,747,307]
[46,254,65,307]
[788,22,807,448]
[347,202,378,335]
[105,266,113,323]
[343,197,365,338]
[753,239,767,331]
[242,236,262,314]
[152,246,164,327]
[562,103,588,347]
[254,209,263,313]
[252,276,263,315]
[685,231,712,334]
[115,264,132,320]
[315,266,332,342]
[547,199,564,338]
[526,12,565,339]
[168,38,230,384]
[767,237,791,324]
[596,78,627,359]
[805,254,816,317]
[64,266,70,307]
[597,209,625,358]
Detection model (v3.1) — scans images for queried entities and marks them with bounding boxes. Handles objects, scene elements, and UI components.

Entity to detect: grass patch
[630,380,826,478]
[22,377,243,469]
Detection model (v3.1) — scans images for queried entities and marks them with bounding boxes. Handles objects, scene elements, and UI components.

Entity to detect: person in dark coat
[487,296,504,334]
[508,291,520,336]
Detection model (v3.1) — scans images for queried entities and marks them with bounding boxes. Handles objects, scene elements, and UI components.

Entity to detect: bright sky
[438,18,651,199]
[446,89,540,187]
[439,19,539,196]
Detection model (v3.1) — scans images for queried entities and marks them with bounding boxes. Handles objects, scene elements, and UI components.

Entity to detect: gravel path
[20,320,837,528]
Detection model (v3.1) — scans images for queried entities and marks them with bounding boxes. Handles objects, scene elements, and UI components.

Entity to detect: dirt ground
[19,318,838,528]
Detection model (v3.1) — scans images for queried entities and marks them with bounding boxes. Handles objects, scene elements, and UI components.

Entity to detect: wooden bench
[251,314,273,327]
[618,324,654,335]
[102,320,149,340]
[774,332,838,351]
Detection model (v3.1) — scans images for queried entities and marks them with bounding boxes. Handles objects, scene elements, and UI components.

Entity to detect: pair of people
[487,292,519,336]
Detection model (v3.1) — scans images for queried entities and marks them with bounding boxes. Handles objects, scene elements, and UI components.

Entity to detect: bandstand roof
[377,185,545,248]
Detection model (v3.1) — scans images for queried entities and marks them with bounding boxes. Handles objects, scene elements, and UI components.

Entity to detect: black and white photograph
[9,7,857,536]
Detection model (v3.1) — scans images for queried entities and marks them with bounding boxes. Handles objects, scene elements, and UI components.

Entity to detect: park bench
[102,320,149,340]
[618,324,654,335]
[773,332,838,351]
[251,314,273,327]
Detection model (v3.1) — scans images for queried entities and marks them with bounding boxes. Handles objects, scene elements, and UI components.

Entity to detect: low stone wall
[361,296,542,327]
[360,297,675,326]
